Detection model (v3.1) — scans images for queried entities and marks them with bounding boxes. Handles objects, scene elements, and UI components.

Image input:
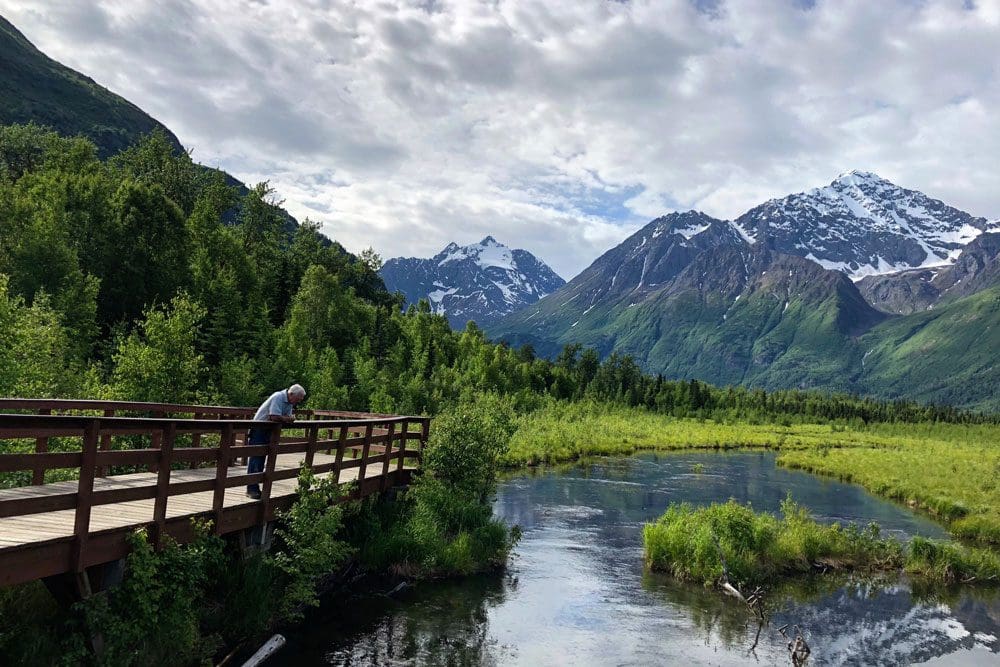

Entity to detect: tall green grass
[643,498,903,586]
[644,499,1000,587]
[778,443,1000,546]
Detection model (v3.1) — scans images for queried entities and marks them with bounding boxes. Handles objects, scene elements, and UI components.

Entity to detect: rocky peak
[380,237,565,328]
[736,171,992,279]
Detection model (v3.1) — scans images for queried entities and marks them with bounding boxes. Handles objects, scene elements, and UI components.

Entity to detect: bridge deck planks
[0,452,411,549]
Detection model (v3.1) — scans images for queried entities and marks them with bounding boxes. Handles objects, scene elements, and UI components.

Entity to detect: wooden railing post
[304,424,318,469]
[333,425,347,484]
[380,421,396,491]
[71,420,100,574]
[212,423,234,535]
[97,408,114,477]
[396,419,408,473]
[356,424,374,492]
[152,422,176,549]
[258,424,281,524]
[31,408,51,485]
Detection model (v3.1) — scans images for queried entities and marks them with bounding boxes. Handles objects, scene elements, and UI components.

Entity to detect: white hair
[288,383,306,399]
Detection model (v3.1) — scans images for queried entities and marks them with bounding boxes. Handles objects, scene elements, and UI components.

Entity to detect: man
[246,383,306,499]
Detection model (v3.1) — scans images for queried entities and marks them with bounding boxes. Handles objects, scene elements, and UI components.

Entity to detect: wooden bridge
[0,399,429,593]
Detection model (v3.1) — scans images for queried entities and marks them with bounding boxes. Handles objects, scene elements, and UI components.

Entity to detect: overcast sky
[3,0,999,278]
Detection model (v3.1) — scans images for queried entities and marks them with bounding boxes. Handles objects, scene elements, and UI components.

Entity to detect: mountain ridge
[0,13,308,235]
[0,15,185,158]
[736,170,996,280]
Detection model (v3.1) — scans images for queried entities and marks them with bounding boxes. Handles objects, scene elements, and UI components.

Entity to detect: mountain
[858,286,1000,411]
[735,171,996,280]
[857,232,1000,314]
[0,16,184,158]
[380,237,565,328]
[491,177,1000,409]
[492,212,886,390]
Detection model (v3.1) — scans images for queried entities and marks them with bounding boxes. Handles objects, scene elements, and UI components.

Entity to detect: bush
[76,522,225,666]
[423,393,516,501]
[349,395,520,578]
[905,537,1000,584]
[267,468,353,621]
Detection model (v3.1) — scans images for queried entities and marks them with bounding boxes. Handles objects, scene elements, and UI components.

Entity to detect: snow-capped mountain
[380,237,565,328]
[489,171,1000,409]
[735,171,996,279]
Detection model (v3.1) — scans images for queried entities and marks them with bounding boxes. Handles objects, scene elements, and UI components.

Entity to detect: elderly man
[246,384,306,499]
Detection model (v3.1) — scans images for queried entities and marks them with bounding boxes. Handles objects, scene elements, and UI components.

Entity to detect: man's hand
[267,414,297,423]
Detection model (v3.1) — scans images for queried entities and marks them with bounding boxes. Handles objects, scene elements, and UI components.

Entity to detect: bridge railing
[0,398,425,484]
[0,404,429,578]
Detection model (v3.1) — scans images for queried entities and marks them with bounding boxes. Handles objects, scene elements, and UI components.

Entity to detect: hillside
[859,286,1000,410]
[0,16,184,158]
[0,14,306,234]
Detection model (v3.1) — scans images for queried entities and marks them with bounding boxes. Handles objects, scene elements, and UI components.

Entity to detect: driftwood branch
[710,531,812,665]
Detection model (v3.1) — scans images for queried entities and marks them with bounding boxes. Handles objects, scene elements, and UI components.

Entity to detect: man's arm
[266,414,296,423]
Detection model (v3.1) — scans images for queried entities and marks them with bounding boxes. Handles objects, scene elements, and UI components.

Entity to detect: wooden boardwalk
[0,399,429,590]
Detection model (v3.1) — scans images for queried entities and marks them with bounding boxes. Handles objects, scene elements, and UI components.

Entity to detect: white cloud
[3,0,999,278]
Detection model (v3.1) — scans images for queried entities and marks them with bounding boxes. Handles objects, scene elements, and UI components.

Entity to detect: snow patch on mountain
[673,222,711,239]
[438,236,515,271]
[736,170,993,279]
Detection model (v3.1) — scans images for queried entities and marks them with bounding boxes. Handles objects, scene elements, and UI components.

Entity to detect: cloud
[3,0,1000,278]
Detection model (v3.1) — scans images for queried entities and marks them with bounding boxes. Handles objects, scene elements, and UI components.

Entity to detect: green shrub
[348,395,520,578]
[76,522,225,666]
[0,581,77,665]
[423,393,516,501]
[268,468,353,621]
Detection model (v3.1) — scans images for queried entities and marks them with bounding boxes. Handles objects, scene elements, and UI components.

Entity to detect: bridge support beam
[42,558,126,605]
[236,520,276,557]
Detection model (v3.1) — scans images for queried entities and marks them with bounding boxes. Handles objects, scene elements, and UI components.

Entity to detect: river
[275,451,1000,666]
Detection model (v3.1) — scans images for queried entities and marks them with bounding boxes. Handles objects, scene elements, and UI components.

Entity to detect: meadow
[508,401,1000,547]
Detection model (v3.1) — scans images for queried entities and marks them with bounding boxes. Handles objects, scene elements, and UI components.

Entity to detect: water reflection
[276,452,1000,666]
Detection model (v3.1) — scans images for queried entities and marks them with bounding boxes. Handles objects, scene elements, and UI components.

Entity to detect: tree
[108,129,206,216]
[97,180,190,327]
[109,295,207,403]
[0,276,79,398]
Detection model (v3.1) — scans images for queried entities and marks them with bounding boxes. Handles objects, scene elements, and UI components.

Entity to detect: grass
[508,401,1000,546]
[778,445,1000,545]
[643,498,904,586]
[644,498,1000,587]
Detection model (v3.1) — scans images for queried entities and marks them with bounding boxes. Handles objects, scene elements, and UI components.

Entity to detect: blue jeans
[246,427,269,494]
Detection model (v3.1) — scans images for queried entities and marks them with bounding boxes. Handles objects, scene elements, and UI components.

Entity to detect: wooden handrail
[0,398,416,421]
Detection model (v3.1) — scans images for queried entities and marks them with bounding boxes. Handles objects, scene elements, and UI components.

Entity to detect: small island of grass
[643,498,1000,587]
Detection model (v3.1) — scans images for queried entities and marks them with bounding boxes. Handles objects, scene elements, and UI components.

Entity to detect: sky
[3,0,999,279]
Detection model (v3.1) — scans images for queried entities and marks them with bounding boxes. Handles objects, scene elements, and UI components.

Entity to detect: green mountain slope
[860,287,1000,410]
[0,16,183,157]
[0,14,308,233]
